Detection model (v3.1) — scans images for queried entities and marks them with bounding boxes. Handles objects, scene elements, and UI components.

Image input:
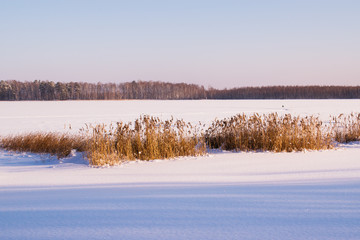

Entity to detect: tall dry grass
[83,115,206,166]
[332,113,360,143]
[0,132,87,158]
[205,113,333,152]
[1,113,359,166]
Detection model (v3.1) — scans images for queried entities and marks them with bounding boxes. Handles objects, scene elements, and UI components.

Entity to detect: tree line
[1,80,359,100]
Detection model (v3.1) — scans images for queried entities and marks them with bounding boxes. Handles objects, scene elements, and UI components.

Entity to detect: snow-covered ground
[1,100,360,239]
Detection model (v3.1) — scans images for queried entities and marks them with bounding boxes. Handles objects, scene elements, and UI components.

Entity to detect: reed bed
[205,113,333,152]
[0,113,359,166]
[332,113,360,143]
[0,132,87,158]
[84,115,206,166]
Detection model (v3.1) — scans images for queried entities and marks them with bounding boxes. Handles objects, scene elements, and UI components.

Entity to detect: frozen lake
[1,99,360,134]
[1,99,360,240]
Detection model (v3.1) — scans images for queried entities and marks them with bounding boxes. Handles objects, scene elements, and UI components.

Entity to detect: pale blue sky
[1,0,359,88]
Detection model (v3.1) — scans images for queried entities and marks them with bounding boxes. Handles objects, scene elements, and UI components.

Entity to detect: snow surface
[1,100,360,239]
[1,99,360,134]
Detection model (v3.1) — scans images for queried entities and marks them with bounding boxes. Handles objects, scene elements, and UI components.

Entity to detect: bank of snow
[1,143,360,240]
[1,143,360,187]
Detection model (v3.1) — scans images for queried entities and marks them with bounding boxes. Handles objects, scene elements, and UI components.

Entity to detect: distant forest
[1,80,360,100]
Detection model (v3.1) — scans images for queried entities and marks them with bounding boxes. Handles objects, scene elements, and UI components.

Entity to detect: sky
[0,0,359,88]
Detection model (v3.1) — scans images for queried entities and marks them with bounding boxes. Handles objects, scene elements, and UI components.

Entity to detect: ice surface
[1,99,359,135]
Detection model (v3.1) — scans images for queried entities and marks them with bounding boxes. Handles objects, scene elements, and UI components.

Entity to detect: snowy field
[1,100,360,240]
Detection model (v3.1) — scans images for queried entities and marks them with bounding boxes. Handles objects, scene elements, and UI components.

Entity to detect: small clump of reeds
[332,113,360,143]
[83,115,206,166]
[0,132,87,159]
[205,113,333,152]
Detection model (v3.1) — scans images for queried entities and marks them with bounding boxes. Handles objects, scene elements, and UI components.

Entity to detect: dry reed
[205,113,333,152]
[0,132,87,158]
[1,113,359,166]
[83,115,206,166]
[332,113,360,143]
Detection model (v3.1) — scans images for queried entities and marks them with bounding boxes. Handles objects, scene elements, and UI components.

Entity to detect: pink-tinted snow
[1,100,360,240]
